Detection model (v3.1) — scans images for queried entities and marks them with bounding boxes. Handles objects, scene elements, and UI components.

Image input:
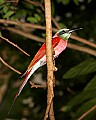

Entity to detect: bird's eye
[58,30,66,36]
[61,30,66,34]
[62,30,66,33]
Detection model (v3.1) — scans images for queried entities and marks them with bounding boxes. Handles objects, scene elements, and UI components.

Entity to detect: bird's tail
[8,59,45,114]
[8,70,31,114]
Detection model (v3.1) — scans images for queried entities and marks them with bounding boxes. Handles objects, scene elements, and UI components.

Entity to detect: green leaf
[64,90,96,111]
[57,0,70,5]
[59,23,67,29]
[0,3,4,9]
[3,6,9,13]
[10,9,27,20]
[75,97,96,119]
[0,31,2,36]
[52,2,55,16]
[84,76,96,91]
[3,11,14,19]
[0,0,4,4]
[63,58,96,79]
[11,9,27,20]
[88,0,93,3]
[22,1,34,10]
[34,14,41,21]
[41,33,46,38]
[73,0,79,5]
[27,17,38,23]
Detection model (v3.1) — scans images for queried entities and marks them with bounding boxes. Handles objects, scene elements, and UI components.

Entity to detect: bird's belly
[54,39,67,58]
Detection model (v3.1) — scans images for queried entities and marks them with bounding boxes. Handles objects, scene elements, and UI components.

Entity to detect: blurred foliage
[0,0,96,120]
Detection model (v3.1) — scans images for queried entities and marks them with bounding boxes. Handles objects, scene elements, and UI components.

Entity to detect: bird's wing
[27,36,60,71]
[27,43,46,71]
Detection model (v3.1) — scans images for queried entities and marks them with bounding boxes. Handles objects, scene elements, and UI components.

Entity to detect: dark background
[0,0,96,119]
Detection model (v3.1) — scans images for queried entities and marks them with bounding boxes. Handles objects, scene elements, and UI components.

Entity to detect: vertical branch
[44,0,55,120]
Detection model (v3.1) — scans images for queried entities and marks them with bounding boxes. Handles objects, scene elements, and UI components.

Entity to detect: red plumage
[15,34,67,100]
[8,33,67,114]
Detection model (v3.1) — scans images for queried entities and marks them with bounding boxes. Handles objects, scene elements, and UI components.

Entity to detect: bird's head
[57,28,82,40]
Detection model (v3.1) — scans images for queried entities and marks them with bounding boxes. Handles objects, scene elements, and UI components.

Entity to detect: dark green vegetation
[0,0,96,119]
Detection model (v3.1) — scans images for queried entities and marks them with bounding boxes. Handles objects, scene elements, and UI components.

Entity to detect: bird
[8,27,82,114]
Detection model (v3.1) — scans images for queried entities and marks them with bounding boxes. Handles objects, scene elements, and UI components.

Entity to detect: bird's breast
[54,39,67,58]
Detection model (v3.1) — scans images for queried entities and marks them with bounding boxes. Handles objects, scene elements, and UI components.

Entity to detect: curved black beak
[69,28,83,33]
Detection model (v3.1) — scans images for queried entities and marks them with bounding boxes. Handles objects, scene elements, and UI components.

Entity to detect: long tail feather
[8,59,45,114]
[8,70,31,114]
[8,93,18,115]
[17,70,31,96]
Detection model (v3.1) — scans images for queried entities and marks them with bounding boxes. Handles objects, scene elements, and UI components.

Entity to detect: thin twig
[68,43,96,56]
[5,0,19,2]
[52,17,60,29]
[0,36,30,56]
[0,19,46,30]
[0,18,57,32]
[30,81,46,88]
[25,0,44,11]
[0,19,96,49]
[2,26,96,56]
[3,27,96,56]
[71,35,96,49]
[5,27,45,43]
[78,105,96,120]
[0,57,22,74]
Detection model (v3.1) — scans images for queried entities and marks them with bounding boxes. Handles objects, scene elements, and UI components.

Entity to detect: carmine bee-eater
[8,28,82,113]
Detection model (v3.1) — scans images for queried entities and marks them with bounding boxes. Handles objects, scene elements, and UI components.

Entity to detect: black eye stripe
[58,30,66,36]
[62,30,66,33]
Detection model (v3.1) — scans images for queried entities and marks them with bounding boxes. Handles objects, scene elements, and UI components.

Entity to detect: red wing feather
[27,43,46,70]
[27,36,60,71]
